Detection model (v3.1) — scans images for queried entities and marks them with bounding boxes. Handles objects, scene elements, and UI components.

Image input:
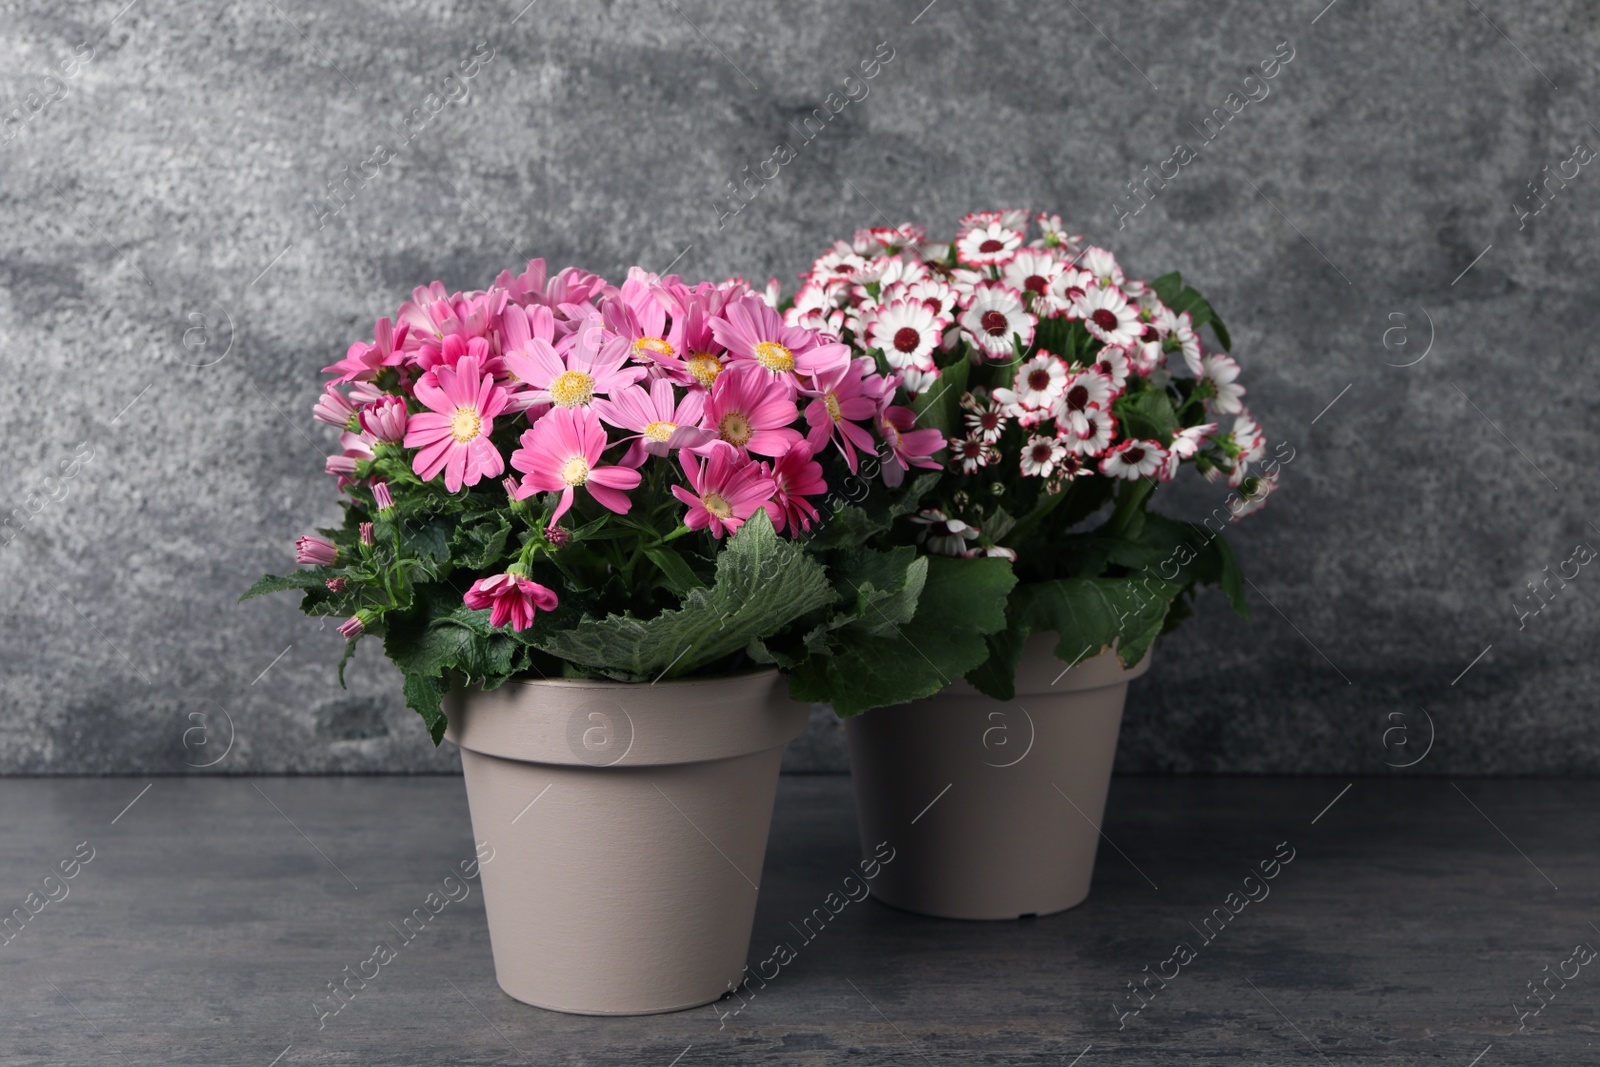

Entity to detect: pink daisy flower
[1076,286,1142,349]
[463,571,560,632]
[762,442,827,534]
[592,378,710,465]
[958,283,1036,360]
[323,317,409,384]
[864,298,946,373]
[955,222,1024,267]
[697,366,802,457]
[801,357,878,473]
[503,327,645,410]
[403,354,509,492]
[711,296,851,389]
[1099,438,1168,480]
[875,404,945,488]
[672,442,776,538]
[509,405,642,524]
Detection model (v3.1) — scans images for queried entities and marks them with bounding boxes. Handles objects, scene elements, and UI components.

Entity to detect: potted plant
[245,259,1012,1011]
[787,214,1283,919]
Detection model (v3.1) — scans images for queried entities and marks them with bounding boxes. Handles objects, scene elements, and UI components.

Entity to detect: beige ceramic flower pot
[845,634,1150,920]
[444,669,807,1015]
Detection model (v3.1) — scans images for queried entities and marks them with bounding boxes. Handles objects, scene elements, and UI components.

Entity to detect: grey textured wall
[3,0,1595,776]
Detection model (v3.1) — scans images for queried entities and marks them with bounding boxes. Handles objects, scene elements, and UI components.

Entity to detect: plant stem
[1107,477,1156,538]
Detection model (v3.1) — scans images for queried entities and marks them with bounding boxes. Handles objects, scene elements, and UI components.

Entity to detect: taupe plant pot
[444,669,807,1015]
[845,634,1150,920]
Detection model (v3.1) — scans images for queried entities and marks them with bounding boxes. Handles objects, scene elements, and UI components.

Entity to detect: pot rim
[485,664,780,692]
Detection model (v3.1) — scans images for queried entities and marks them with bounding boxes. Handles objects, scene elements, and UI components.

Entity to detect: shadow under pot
[445,669,807,1014]
[844,634,1150,920]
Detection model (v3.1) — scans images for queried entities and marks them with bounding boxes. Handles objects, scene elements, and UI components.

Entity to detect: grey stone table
[2,775,1593,1065]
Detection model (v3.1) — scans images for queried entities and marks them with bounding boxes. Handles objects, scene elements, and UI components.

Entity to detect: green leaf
[829,546,928,638]
[535,510,835,680]
[788,556,1016,716]
[402,671,450,745]
[241,571,328,600]
[909,357,969,441]
[1150,271,1183,306]
[643,544,707,597]
[448,513,512,570]
[964,624,1030,701]
[1113,387,1180,443]
[1016,576,1179,671]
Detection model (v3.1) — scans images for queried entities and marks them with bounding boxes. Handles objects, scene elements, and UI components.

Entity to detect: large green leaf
[240,571,329,600]
[908,357,969,441]
[535,510,835,680]
[1018,577,1178,671]
[787,556,1016,716]
[1113,387,1180,443]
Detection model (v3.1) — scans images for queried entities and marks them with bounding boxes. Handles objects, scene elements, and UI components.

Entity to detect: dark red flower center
[979,239,1005,254]
[980,310,1009,336]
[1123,447,1146,464]
[1031,443,1054,462]
[980,411,1001,428]
[1092,308,1119,332]
[893,326,922,353]
[1027,369,1052,391]
[1065,385,1089,411]
[1142,324,1160,343]
[1023,275,1047,293]
[959,441,982,457]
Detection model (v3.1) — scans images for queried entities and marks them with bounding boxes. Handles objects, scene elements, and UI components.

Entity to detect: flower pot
[444,669,807,1014]
[844,634,1150,920]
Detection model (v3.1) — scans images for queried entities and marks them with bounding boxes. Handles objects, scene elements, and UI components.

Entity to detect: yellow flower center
[449,407,483,443]
[634,336,674,359]
[643,420,677,442]
[823,392,843,422]
[687,353,723,387]
[719,412,753,447]
[753,341,795,373]
[550,370,595,407]
[703,492,734,519]
[559,456,589,486]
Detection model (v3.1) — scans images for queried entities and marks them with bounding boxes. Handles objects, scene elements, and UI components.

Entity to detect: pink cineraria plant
[247,254,986,736]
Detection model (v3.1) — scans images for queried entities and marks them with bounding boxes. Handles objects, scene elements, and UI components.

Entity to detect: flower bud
[295,535,338,566]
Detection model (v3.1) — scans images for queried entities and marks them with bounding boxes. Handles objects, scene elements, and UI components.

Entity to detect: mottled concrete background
[2,0,1595,776]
